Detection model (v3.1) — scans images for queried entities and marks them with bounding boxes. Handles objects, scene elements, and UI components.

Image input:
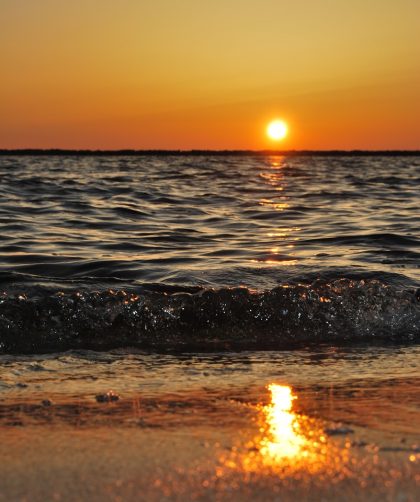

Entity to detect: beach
[1,347,419,501]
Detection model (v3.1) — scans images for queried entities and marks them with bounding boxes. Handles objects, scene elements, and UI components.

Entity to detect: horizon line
[0,148,419,157]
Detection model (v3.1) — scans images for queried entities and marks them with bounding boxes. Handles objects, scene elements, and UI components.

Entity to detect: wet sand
[0,348,419,501]
[1,425,418,501]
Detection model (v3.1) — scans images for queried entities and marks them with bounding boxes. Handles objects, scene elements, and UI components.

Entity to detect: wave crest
[0,279,419,354]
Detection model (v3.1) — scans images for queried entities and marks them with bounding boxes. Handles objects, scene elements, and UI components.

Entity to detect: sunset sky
[1,0,419,150]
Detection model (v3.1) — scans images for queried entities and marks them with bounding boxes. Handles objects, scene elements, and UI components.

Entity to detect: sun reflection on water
[218,383,350,478]
[255,156,301,266]
[259,384,305,462]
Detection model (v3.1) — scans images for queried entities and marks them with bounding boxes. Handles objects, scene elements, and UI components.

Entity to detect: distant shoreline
[0,149,419,157]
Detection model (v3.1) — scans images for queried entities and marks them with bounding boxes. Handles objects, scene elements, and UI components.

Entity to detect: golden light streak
[216,383,357,482]
[259,384,305,461]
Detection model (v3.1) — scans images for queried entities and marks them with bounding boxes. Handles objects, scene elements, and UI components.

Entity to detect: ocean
[0,154,419,500]
[0,154,418,352]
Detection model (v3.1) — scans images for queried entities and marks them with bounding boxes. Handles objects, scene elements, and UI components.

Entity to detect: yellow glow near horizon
[267,120,288,141]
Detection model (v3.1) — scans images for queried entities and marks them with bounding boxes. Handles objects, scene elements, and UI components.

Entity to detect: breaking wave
[1,279,418,354]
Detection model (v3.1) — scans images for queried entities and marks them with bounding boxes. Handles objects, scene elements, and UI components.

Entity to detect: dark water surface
[0,155,419,352]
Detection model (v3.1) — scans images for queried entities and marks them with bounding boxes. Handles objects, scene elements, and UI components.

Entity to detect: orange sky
[1,0,419,150]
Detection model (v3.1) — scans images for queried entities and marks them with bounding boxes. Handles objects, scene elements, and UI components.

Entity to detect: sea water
[0,154,418,352]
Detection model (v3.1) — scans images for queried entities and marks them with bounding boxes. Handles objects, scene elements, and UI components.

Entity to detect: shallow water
[0,154,419,352]
[1,346,419,436]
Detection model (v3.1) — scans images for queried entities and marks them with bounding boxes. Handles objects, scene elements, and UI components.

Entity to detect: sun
[267,120,288,141]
